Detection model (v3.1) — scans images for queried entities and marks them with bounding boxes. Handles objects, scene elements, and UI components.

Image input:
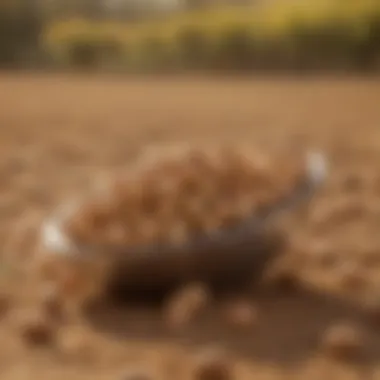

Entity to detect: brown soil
[1,73,380,379]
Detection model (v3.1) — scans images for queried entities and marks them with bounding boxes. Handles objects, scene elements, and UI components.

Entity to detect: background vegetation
[1,0,380,72]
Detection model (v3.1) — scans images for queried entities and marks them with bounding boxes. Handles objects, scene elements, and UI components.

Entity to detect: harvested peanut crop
[43,144,310,256]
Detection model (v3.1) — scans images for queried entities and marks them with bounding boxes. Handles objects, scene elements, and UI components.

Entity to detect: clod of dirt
[164,283,210,328]
[320,322,366,360]
[222,299,258,329]
[17,310,56,347]
[191,347,233,380]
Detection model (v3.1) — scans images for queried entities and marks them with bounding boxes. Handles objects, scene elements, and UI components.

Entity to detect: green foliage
[0,3,44,67]
[132,35,173,72]
[43,0,380,72]
[175,26,211,69]
[65,37,124,69]
[214,26,255,71]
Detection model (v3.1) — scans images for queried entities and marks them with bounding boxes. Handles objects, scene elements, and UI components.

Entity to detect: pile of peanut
[62,145,304,251]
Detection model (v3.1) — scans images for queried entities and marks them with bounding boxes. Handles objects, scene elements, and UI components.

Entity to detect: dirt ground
[1,73,380,379]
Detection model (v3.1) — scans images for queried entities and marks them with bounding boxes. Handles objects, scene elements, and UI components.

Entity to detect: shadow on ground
[84,282,380,366]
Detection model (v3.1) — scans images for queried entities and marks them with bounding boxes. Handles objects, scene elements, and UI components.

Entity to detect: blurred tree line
[0,0,202,67]
[0,0,44,66]
[0,0,227,67]
[0,0,379,72]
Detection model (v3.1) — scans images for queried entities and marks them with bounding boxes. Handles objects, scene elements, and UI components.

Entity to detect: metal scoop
[40,151,328,293]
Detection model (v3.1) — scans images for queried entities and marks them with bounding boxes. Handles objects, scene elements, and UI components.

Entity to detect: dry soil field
[1,73,380,380]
